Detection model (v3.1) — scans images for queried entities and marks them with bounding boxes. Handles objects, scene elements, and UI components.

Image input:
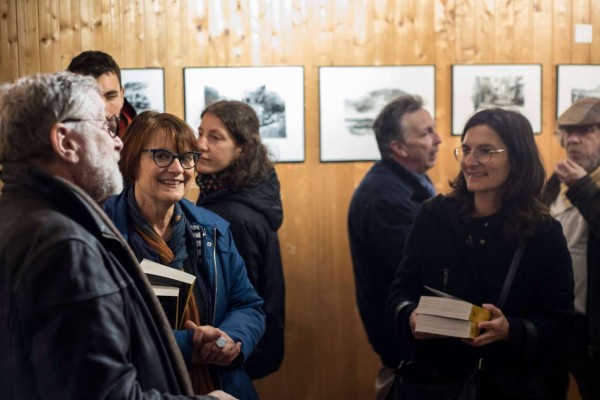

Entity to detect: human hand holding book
[413,286,491,339]
[413,286,511,344]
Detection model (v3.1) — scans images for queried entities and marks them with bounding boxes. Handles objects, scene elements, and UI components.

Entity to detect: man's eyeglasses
[561,124,600,136]
[454,147,506,164]
[62,115,119,138]
[141,149,201,169]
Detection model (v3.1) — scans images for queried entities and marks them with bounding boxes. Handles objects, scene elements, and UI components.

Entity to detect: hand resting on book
[462,303,511,347]
[410,303,511,344]
[185,321,242,366]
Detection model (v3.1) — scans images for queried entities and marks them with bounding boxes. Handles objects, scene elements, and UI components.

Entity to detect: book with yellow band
[415,286,491,339]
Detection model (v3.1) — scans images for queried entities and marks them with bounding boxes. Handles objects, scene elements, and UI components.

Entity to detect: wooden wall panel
[58,0,82,69]
[0,0,19,82]
[37,0,60,72]
[0,1,592,399]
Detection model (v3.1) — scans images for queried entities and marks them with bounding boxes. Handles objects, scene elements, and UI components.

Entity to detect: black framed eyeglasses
[141,149,201,169]
[62,115,119,138]
[454,146,506,164]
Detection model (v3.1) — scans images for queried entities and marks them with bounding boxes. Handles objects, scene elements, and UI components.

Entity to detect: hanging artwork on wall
[318,65,436,162]
[556,64,600,117]
[184,66,305,163]
[452,64,542,135]
[121,68,165,113]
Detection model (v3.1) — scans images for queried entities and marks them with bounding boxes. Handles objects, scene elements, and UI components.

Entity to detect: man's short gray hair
[0,72,101,163]
[372,95,424,159]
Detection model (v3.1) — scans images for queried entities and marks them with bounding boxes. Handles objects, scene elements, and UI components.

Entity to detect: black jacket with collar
[0,163,213,399]
[197,170,285,380]
[387,195,574,379]
[543,174,600,352]
[348,158,433,369]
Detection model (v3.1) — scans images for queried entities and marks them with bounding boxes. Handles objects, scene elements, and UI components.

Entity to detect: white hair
[0,72,101,163]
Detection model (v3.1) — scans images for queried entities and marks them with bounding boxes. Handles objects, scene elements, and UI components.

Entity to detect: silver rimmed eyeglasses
[61,115,119,138]
[454,147,506,164]
[141,149,201,169]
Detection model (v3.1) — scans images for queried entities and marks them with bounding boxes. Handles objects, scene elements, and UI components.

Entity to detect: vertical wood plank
[90,0,103,49]
[495,0,515,62]
[433,0,460,190]
[16,0,41,76]
[0,0,20,82]
[144,0,165,67]
[37,0,61,72]
[182,0,205,67]
[372,0,394,65]
[571,0,590,63]
[454,0,475,63]
[474,0,495,63]
[58,0,82,69]
[414,0,435,64]
[513,0,533,63]
[164,0,183,115]
[532,0,557,173]
[121,0,145,67]
[101,0,123,63]
[553,0,571,64]
[80,0,93,50]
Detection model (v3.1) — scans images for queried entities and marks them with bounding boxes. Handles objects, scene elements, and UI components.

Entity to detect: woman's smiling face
[461,124,510,199]
[134,131,195,210]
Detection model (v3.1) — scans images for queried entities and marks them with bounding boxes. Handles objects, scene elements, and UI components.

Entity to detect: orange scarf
[134,226,215,394]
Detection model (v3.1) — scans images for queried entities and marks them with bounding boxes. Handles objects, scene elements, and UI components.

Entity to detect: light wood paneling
[0,1,591,399]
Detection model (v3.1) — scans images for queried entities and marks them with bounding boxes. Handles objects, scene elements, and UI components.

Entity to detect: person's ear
[49,123,81,164]
[389,140,408,158]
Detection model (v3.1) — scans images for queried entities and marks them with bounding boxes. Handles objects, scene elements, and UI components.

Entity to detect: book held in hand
[151,286,180,329]
[415,286,491,339]
[141,259,196,330]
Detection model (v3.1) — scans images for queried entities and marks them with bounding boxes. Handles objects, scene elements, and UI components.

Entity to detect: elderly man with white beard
[0,72,234,400]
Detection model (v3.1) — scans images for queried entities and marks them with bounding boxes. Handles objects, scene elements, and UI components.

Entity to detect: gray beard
[78,142,123,203]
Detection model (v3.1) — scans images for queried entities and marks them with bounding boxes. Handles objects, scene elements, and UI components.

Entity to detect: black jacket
[348,159,432,369]
[388,195,574,380]
[197,170,285,380]
[543,174,600,352]
[0,162,214,399]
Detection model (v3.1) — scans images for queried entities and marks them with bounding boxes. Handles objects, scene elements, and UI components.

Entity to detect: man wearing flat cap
[542,97,600,400]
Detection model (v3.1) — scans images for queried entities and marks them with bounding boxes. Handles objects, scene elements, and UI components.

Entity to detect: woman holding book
[195,100,285,380]
[103,111,265,400]
[387,108,574,399]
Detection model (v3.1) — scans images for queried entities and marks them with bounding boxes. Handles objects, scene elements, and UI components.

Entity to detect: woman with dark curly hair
[196,100,285,380]
[387,108,575,399]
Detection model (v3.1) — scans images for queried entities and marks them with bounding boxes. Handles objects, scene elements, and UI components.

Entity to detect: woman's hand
[185,321,242,366]
[464,304,511,347]
[409,309,438,340]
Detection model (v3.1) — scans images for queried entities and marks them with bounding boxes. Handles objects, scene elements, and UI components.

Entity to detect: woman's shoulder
[422,194,458,215]
[179,197,231,232]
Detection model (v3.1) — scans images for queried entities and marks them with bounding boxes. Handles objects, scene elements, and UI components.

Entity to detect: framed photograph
[184,66,305,163]
[319,65,435,162]
[556,65,600,117]
[121,68,165,113]
[452,64,542,135]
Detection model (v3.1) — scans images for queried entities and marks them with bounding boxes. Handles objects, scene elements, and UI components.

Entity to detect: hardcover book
[415,286,491,339]
[141,259,196,329]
